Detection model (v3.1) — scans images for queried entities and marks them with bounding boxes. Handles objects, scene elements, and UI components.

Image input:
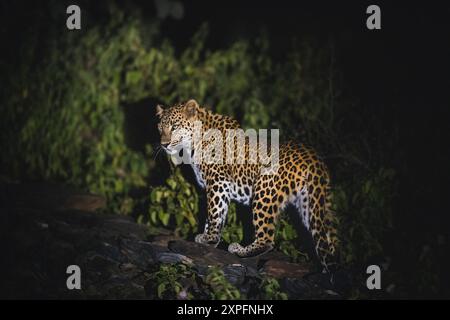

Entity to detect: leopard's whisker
[153,145,163,161]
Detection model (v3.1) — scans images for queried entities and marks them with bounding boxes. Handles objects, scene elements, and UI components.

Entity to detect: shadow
[178,163,208,241]
[236,204,253,246]
[122,97,162,154]
[285,205,318,263]
[122,97,172,186]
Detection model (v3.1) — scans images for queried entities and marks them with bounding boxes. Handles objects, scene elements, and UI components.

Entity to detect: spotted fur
[156,99,339,272]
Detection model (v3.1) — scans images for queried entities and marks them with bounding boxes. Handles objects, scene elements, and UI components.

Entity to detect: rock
[222,264,248,286]
[168,240,259,269]
[156,252,194,265]
[280,278,314,298]
[59,194,106,212]
[280,276,342,299]
[261,259,311,279]
[118,238,158,268]
[0,181,343,299]
[102,216,148,240]
[150,234,180,247]
[1,181,106,212]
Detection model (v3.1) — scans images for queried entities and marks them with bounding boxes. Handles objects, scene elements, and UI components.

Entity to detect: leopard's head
[156,99,199,155]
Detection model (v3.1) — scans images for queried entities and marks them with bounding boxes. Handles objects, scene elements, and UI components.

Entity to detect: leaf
[159,210,170,226]
[167,178,177,190]
[157,283,166,299]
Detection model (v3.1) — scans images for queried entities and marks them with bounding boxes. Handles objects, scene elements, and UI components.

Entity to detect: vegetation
[260,277,289,300]
[148,263,288,300]
[148,263,196,299]
[204,267,241,300]
[146,167,199,237]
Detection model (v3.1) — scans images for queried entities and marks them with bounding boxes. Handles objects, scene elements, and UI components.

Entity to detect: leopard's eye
[172,124,178,130]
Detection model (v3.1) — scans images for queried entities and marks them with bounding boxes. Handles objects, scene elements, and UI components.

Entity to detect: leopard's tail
[321,184,340,273]
[304,178,340,274]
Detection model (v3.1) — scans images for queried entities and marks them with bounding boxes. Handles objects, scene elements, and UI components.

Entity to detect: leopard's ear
[156,104,164,118]
[184,99,199,119]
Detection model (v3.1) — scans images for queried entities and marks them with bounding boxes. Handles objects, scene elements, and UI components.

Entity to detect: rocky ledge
[0,182,344,299]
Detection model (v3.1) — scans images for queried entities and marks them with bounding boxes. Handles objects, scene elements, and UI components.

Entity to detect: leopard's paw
[195,233,220,247]
[195,233,207,244]
[228,242,244,255]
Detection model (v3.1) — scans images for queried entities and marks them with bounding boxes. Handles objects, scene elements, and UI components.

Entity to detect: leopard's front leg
[195,182,230,247]
[228,176,280,257]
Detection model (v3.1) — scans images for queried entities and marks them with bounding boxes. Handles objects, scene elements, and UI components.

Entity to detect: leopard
[156,99,339,273]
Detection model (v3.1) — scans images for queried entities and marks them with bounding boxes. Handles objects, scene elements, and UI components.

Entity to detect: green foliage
[146,167,198,237]
[221,203,244,244]
[260,277,288,300]
[336,167,397,264]
[204,267,241,300]
[1,11,157,213]
[149,263,242,300]
[275,217,309,263]
[149,263,196,300]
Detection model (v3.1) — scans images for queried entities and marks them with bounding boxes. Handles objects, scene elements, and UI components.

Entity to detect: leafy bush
[148,263,197,299]
[148,263,243,300]
[204,267,241,300]
[1,9,157,213]
[275,217,309,263]
[337,167,397,264]
[221,203,244,244]
[146,167,198,237]
[260,277,288,300]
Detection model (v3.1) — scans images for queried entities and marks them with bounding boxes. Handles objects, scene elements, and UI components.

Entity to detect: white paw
[195,233,206,244]
[228,242,243,254]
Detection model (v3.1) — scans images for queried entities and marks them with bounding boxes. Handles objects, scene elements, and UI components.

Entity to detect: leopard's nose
[161,143,169,148]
